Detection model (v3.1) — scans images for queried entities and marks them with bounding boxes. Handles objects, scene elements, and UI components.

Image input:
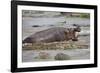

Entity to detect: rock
[38,52,51,59]
[32,25,41,27]
[54,53,70,60]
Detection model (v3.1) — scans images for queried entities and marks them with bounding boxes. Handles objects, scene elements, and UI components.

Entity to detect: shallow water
[22,15,90,62]
[22,49,90,62]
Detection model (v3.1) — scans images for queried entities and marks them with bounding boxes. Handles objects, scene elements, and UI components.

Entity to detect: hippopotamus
[23,25,81,45]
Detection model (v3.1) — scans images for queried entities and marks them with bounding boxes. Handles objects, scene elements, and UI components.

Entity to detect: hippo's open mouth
[75,32,79,38]
[72,32,79,41]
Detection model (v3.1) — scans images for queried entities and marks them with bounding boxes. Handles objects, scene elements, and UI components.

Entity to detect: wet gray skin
[23,26,80,44]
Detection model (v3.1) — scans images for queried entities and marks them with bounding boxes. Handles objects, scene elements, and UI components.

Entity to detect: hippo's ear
[73,24,77,26]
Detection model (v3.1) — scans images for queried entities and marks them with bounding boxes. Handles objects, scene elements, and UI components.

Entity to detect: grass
[80,14,90,18]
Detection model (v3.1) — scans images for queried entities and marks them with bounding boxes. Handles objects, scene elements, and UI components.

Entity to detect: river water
[22,16,90,62]
[22,49,90,62]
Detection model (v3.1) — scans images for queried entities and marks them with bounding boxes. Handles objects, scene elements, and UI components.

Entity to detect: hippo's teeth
[75,32,78,37]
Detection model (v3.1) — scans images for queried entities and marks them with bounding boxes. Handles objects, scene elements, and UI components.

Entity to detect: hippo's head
[64,24,81,41]
[73,24,81,32]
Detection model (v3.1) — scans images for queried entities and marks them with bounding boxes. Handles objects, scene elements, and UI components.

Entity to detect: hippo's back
[28,27,67,43]
[32,27,66,37]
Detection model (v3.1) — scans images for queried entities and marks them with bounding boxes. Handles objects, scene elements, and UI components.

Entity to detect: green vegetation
[80,14,90,18]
